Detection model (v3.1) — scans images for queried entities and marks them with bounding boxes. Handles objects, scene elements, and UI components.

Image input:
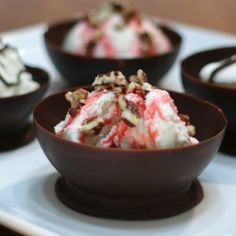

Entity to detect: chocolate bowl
[181,47,236,155]
[33,88,226,220]
[44,19,182,86]
[0,66,49,151]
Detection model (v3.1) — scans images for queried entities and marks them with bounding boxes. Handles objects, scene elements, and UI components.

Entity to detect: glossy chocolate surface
[33,88,226,218]
[181,47,236,155]
[55,177,203,219]
[44,19,182,86]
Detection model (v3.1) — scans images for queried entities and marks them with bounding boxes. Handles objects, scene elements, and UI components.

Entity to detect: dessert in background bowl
[0,40,49,151]
[34,70,226,219]
[181,47,236,155]
[44,1,182,86]
[63,2,172,58]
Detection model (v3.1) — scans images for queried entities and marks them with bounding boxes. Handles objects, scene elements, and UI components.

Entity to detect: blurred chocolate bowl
[33,88,226,220]
[43,17,181,86]
[0,66,49,151]
[181,47,236,155]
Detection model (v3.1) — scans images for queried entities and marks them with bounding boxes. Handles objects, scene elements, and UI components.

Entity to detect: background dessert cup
[33,88,226,219]
[44,18,181,86]
[0,66,49,151]
[181,47,236,155]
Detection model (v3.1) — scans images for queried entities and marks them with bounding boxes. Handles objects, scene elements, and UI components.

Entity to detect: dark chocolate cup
[181,47,236,155]
[44,19,182,86]
[33,89,226,219]
[0,66,49,151]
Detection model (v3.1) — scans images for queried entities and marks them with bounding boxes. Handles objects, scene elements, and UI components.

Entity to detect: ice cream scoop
[63,2,172,58]
[55,70,198,149]
[200,54,236,85]
[0,40,39,97]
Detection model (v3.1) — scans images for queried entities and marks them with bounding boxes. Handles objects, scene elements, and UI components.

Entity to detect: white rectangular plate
[1,22,236,236]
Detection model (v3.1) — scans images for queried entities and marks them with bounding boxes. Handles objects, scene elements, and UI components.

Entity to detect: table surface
[1,0,236,34]
[1,20,236,236]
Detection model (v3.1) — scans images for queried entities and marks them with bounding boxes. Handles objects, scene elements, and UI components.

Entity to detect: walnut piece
[92,71,128,89]
[118,95,141,127]
[128,69,152,94]
[129,69,148,84]
[187,125,196,136]
[118,95,127,111]
[80,117,104,135]
[65,89,88,109]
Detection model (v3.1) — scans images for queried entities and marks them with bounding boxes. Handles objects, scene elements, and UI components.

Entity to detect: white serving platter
[1,21,236,236]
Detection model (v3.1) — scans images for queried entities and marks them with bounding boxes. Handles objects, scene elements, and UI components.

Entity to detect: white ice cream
[0,42,39,98]
[63,2,172,58]
[200,55,236,85]
[55,70,198,149]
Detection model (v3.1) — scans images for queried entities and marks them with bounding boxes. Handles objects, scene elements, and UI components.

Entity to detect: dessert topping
[65,88,88,109]
[0,41,27,86]
[80,116,105,135]
[0,40,39,97]
[55,70,198,149]
[92,71,128,90]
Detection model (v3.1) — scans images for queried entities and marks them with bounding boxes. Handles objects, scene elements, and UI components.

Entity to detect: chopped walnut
[128,70,151,95]
[92,71,128,89]
[85,1,140,28]
[129,69,148,85]
[118,95,127,111]
[142,82,152,92]
[127,81,142,93]
[65,89,88,109]
[187,125,196,136]
[80,117,105,135]
[118,95,141,127]
[87,3,113,27]
[86,1,129,27]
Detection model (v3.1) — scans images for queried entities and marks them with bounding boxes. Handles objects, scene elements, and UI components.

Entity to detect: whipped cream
[63,2,172,58]
[55,70,198,149]
[200,55,236,85]
[0,41,39,98]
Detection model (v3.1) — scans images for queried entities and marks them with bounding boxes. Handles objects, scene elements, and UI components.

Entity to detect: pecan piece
[80,117,105,135]
[92,71,128,90]
[65,89,88,109]
[118,95,141,127]
[129,69,148,84]
[187,125,196,136]
[118,95,127,111]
